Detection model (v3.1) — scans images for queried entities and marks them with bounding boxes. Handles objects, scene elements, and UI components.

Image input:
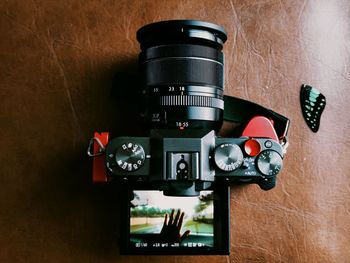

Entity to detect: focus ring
[160,95,224,109]
[144,58,223,87]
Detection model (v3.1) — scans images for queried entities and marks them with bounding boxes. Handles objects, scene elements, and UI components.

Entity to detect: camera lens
[137,20,227,131]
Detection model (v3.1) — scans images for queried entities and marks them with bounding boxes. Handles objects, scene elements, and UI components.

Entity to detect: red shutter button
[244,139,261,156]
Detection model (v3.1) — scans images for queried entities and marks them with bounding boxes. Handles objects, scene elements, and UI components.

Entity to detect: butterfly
[300,84,326,133]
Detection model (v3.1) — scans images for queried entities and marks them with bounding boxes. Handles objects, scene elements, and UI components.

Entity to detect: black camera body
[105,127,283,196]
[88,20,290,255]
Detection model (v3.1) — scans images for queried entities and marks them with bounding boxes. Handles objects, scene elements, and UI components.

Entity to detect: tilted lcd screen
[130,190,214,249]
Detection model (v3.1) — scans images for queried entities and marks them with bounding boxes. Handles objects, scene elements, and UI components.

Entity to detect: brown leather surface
[1,0,350,262]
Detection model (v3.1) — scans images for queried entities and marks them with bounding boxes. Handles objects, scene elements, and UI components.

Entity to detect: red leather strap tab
[92,132,109,183]
[242,116,279,141]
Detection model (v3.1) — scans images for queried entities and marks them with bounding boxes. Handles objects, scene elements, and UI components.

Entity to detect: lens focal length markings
[148,84,224,130]
[137,20,227,131]
[150,85,223,96]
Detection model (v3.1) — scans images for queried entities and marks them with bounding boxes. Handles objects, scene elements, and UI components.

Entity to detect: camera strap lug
[87,137,106,157]
[281,136,289,155]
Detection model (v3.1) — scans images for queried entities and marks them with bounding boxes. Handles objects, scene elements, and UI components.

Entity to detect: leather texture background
[1,0,350,262]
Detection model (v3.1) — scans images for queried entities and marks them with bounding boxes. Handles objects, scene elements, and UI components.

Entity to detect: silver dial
[214,143,244,172]
[256,150,283,178]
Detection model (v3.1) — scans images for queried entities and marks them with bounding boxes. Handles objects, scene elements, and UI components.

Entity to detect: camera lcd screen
[130,190,214,249]
[121,186,229,255]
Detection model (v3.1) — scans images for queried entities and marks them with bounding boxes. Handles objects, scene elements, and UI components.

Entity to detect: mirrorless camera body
[105,118,284,196]
[88,20,290,255]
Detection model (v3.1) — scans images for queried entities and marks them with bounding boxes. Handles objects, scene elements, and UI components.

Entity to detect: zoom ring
[160,95,224,109]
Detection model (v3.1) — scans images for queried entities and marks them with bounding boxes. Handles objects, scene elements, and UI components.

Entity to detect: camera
[88,20,290,255]
[105,126,284,196]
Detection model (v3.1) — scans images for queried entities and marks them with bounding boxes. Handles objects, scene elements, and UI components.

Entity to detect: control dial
[214,143,243,172]
[115,143,145,172]
[256,150,283,178]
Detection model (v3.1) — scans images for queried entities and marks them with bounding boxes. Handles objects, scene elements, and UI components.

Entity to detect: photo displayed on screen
[130,190,214,249]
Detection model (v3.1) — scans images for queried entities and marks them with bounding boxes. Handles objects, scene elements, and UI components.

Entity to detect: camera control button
[244,139,261,157]
[214,143,243,172]
[256,150,283,178]
[264,140,273,148]
[241,160,250,169]
[115,143,145,172]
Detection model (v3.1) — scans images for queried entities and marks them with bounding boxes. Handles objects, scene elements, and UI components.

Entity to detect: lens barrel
[137,20,227,131]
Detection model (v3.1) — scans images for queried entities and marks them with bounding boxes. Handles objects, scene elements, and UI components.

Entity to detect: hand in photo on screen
[160,209,191,243]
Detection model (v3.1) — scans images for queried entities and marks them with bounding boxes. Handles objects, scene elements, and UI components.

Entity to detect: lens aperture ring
[160,95,224,109]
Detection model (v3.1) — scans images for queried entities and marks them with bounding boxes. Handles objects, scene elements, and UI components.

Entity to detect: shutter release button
[244,139,261,156]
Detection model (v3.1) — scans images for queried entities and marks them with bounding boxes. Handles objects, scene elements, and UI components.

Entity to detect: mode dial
[115,143,145,172]
[214,143,243,172]
[256,150,283,178]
